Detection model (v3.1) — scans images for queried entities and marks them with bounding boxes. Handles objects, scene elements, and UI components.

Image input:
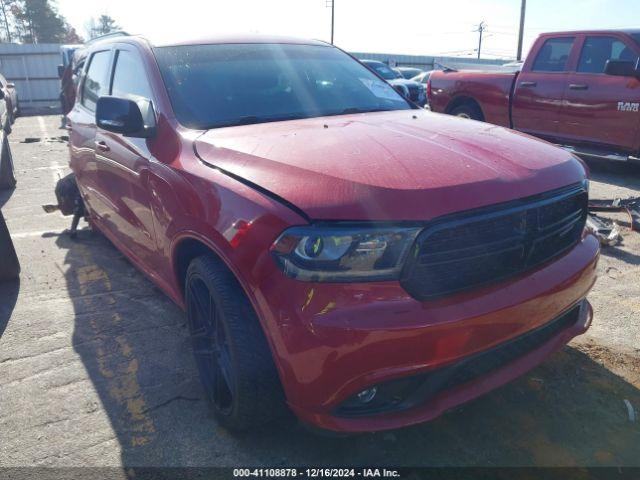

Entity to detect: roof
[104,33,330,48]
[540,28,640,36]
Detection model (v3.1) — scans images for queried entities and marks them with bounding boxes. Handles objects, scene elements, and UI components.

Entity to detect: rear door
[559,34,640,154]
[67,49,113,221]
[92,45,159,266]
[512,35,577,138]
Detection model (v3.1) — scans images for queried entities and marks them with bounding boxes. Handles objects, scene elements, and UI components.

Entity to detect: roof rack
[85,31,130,45]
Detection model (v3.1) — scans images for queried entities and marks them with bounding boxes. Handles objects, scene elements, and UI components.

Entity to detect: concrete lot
[0,115,639,469]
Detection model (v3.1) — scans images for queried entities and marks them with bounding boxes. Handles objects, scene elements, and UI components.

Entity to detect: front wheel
[185,254,286,431]
[450,103,483,121]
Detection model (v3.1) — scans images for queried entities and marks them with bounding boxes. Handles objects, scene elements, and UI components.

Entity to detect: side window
[81,51,111,111]
[111,50,153,100]
[532,37,575,72]
[578,36,640,74]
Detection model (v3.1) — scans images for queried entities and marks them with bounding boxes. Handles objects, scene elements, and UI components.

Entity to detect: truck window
[577,36,640,74]
[81,50,111,112]
[532,37,574,72]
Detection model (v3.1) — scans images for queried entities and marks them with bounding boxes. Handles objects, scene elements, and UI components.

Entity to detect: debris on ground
[586,214,621,246]
[589,197,640,232]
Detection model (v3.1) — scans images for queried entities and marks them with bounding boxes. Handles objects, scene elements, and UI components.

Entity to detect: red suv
[67,34,599,433]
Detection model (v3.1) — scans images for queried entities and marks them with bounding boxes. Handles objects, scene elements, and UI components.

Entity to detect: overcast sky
[56,0,640,59]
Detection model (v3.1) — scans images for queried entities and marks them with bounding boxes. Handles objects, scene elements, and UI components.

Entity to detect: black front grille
[401,184,588,300]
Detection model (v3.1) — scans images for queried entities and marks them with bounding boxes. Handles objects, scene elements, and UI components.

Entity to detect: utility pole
[475,21,486,59]
[326,0,335,44]
[517,0,527,60]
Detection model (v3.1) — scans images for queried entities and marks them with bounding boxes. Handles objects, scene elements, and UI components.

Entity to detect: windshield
[153,43,411,129]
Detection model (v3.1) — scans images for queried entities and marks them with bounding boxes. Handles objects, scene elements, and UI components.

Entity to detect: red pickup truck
[428,29,640,162]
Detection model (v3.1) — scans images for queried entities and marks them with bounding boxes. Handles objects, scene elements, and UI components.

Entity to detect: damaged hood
[194,110,586,221]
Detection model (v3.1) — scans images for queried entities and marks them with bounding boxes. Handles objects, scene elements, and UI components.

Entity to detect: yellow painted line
[74,244,156,447]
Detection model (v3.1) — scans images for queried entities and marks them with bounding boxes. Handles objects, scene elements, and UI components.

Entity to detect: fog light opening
[357,387,378,404]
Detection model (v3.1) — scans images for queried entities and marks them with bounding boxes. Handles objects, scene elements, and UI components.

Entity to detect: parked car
[394,66,423,79]
[0,84,14,189]
[0,74,18,124]
[360,59,427,106]
[428,29,640,163]
[68,34,598,433]
[411,70,435,84]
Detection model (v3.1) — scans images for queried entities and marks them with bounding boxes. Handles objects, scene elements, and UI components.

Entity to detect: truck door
[511,35,576,139]
[559,34,640,155]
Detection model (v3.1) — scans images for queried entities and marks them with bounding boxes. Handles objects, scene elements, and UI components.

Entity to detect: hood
[194,110,586,221]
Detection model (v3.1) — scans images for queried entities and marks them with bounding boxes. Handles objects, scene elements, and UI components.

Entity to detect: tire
[185,254,285,431]
[0,209,20,281]
[0,135,16,190]
[450,103,483,121]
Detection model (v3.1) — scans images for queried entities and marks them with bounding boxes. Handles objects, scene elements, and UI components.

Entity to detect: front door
[92,46,159,266]
[512,35,577,140]
[559,34,640,154]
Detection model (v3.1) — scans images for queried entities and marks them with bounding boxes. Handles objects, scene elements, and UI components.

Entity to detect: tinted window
[154,44,411,130]
[578,36,639,73]
[111,50,153,99]
[532,37,574,72]
[82,51,111,111]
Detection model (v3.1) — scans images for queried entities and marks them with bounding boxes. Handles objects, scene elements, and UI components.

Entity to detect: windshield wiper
[339,107,392,115]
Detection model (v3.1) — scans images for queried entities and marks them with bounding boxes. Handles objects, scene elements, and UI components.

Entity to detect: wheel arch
[171,232,290,399]
[445,95,485,120]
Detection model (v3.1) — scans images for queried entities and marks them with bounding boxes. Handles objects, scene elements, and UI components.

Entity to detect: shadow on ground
[0,278,19,338]
[55,228,640,467]
[586,160,640,191]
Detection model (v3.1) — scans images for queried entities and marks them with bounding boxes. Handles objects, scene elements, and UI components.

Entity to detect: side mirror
[604,59,640,78]
[57,64,65,79]
[96,96,156,138]
[5,83,14,89]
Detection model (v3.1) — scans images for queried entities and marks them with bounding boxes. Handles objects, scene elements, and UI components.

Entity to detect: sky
[56,0,640,60]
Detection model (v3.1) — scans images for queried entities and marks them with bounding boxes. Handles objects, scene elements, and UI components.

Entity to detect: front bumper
[254,233,599,432]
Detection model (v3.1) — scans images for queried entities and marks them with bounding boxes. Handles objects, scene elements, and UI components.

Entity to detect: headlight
[271,224,422,282]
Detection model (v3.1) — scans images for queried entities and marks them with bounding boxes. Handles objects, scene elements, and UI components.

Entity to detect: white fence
[0,43,61,113]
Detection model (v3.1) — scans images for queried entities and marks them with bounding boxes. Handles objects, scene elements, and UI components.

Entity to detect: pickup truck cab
[428,29,640,162]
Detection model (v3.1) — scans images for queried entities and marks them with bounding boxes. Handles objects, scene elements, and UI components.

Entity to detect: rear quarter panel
[428,71,516,127]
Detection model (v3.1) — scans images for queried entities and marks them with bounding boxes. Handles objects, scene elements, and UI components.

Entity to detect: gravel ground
[0,115,639,471]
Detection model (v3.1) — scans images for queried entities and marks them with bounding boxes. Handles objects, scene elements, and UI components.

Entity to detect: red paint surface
[68,34,599,432]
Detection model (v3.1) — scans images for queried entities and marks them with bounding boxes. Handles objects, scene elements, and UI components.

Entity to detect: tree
[9,0,67,43]
[87,13,119,39]
[62,20,82,43]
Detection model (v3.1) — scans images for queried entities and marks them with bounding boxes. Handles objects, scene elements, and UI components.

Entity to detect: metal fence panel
[0,43,61,113]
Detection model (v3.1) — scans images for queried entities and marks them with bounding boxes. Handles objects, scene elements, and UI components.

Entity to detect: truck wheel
[451,104,483,121]
[185,254,285,431]
[0,135,16,190]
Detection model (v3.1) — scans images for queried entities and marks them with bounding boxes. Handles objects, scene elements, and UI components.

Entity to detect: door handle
[569,84,588,90]
[95,140,110,152]
[519,81,537,87]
